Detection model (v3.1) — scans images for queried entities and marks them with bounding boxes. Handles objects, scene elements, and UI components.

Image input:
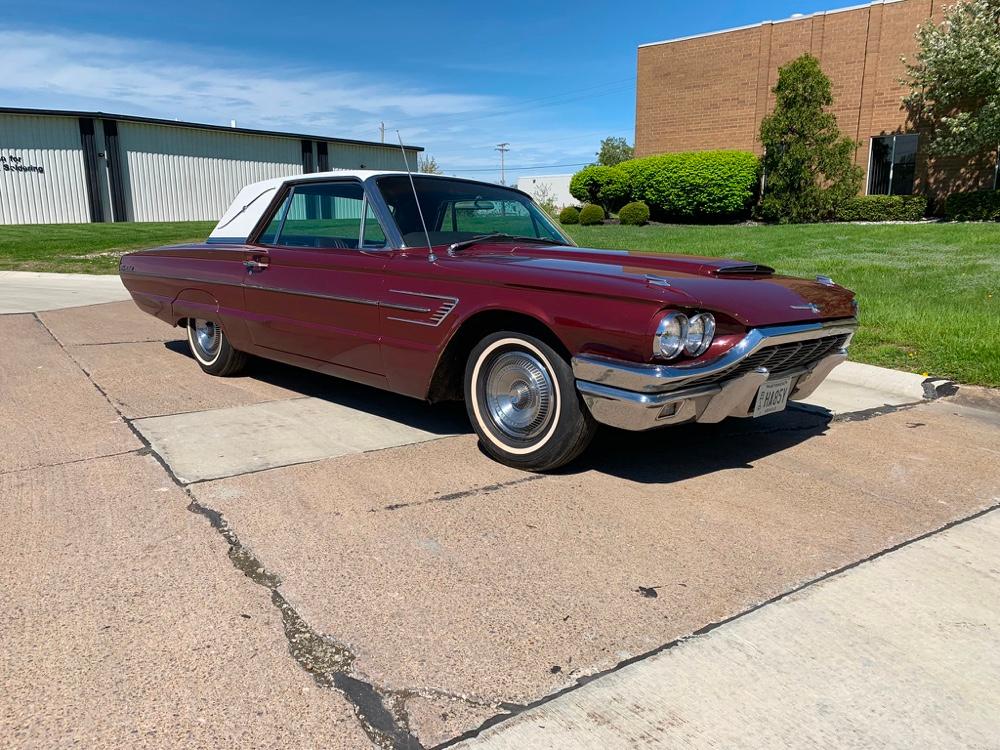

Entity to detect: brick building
[635,0,999,207]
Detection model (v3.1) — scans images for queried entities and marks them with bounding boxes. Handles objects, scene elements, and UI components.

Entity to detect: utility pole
[379,121,385,143]
[496,142,509,185]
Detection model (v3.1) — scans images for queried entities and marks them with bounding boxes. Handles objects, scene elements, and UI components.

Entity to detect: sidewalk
[456,506,1000,749]
[0,271,129,313]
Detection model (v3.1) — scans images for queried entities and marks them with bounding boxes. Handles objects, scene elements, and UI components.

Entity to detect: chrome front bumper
[572,318,857,431]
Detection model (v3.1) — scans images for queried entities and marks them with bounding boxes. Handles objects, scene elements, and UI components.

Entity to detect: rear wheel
[186,318,247,376]
[464,332,596,471]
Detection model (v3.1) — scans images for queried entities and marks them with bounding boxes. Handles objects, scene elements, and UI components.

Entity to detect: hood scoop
[713,263,775,276]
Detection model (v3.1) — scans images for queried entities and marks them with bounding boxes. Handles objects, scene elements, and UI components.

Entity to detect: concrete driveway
[2,291,998,748]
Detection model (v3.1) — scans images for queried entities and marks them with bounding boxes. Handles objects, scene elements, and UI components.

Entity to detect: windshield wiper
[447,233,568,256]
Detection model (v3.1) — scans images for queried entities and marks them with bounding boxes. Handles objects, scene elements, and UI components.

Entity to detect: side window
[273,181,368,249]
[361,201,386,248]
[258,193,290,244]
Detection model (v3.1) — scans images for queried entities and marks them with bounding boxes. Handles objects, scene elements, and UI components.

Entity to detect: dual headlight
[653,311,716,359]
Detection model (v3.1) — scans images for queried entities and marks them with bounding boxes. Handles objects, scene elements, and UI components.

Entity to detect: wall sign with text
[1,154,45,174]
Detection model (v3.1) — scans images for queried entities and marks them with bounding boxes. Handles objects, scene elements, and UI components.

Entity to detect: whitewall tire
[464,331,596,471]
[186,318,247,376]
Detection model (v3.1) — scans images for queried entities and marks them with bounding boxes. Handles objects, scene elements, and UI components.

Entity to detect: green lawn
[0,221,215,274]
[564,223,1000,387]
[1,220,997,386]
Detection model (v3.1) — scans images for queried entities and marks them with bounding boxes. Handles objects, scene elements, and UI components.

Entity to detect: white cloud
[0,27,630,180]
[0,28,496,136]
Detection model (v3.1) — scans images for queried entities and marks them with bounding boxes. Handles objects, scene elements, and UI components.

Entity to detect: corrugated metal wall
[325,141,419,171]
[118,122,304,222]
[0,114,90,224]
[0,112,423,224]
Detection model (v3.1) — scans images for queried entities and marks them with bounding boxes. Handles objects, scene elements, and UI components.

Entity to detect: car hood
[446,243,857,327]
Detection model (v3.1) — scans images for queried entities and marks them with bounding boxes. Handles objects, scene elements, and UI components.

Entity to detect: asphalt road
[2,289,998,748]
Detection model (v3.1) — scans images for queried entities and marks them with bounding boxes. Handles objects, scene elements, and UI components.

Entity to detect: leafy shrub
[628,150,760,221]
[836,195,928,222]
[569,150,759,222]
[617,201,650,225]
[943,189,1000,221]
[578,204,606,225]
[558,206,580,225]
[569,165,630,212]
[569,166,613,205]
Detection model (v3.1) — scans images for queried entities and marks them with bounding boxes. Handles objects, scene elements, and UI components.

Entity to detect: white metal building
[515,174,576,209]
[0,108,422,225]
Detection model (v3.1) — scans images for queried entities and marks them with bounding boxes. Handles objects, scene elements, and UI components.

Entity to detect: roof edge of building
[0,107,424,152]
[637,0,905,49]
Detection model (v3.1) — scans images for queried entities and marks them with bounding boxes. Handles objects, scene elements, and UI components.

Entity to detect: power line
[446,161,591,173]
[387,77,636,132]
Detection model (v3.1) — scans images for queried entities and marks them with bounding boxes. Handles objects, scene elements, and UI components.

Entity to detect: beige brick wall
[635,0,997,205]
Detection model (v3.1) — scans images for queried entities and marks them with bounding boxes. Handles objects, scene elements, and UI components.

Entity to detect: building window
[868,134,919,195]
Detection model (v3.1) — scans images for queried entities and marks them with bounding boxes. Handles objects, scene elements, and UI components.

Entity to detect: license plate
[753,377,792,418]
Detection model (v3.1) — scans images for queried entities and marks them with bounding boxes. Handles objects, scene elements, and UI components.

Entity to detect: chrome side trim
[245,283,379,306]
[385,290,459,327]
[572,318,857,394]
[381,301,433,314]
[122,270,244,289]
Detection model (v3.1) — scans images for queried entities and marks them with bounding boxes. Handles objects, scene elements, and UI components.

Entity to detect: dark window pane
[890,134,918,195]
[868,136,892,195]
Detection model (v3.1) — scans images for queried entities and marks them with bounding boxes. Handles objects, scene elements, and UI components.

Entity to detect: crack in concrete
[187,498,423,748]
[70,338,176,346]
[32,312,424,749]
[375,475,544,512]
[0,448,142,477]
[432,500,1000,748]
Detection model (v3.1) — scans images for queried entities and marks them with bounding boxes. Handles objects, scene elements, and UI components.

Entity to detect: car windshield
[375,175,572,249]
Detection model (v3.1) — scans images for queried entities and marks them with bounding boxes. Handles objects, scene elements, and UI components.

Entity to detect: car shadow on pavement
[164,340,832,473]
[163,340,470,436]
[567,405,832,484]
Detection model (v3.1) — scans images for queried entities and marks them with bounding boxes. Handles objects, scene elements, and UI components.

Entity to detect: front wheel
[464,332,596,471]
[186,318,247,376]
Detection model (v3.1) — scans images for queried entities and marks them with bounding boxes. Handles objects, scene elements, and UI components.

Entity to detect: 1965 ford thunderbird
[120,170,858,470]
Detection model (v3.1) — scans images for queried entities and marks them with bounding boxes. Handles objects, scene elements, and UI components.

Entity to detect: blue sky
[1,0,839,181]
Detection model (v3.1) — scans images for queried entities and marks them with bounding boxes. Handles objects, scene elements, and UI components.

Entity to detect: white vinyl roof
[209,169,407,241]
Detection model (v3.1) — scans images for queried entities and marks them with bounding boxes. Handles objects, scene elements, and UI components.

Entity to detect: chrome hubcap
[193,319,220,357]
[484,351,554,440]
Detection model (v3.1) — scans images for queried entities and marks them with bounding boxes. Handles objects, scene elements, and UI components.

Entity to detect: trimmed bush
[569,164,631,212]
[569,166,613,205]
[634,151,760,221]
[558,206,580,225]
[617,201,650,225]
[578,204,606,225]
[836,195,928,222]
[943,190,1000,221]
[569,150,760,222]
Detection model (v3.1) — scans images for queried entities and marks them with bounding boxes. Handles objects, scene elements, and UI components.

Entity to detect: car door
[240,179,389,376]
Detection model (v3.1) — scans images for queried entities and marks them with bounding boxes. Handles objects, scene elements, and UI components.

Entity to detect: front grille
[688,333,850,387]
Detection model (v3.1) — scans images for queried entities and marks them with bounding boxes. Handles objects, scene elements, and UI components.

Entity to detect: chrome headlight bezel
[684,312,716,356]
[653,312,688,360]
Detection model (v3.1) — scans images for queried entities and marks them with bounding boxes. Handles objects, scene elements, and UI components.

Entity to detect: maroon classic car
[120,170,858,470]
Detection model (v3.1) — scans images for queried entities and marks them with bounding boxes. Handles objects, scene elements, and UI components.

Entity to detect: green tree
[759,54,861,223]
[418,155,443,174]
[903,0,1000,156]
[596,136,634,166]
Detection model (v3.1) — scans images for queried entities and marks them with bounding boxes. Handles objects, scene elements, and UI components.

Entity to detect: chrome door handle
[243,259,268,271]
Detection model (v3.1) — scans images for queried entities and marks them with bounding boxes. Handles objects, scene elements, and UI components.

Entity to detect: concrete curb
[800,361,957,416]
[825,361,937,402]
